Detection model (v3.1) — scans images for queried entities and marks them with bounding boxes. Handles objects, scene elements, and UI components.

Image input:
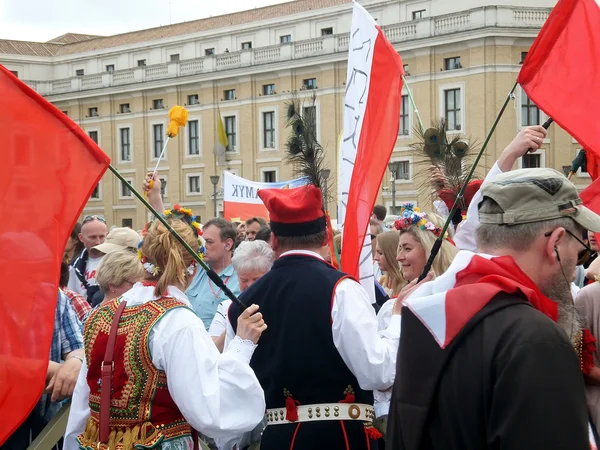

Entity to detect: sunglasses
[544,228,593,261]
[83,215,106,224]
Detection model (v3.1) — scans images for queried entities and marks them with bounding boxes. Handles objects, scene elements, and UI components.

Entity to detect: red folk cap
[258,185,326,237]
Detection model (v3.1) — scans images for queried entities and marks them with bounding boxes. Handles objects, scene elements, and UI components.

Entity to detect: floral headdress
[393,203,449,239]
[138,204,207,276]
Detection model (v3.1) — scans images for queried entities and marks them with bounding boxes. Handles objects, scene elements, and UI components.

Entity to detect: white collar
[121,282,191,307]
[279,250,324,261]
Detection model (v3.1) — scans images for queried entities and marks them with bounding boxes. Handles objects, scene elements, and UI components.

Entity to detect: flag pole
[150,136,171,180]
[107,164,246,310]
[402,74,425,135]
[417,80,520,282]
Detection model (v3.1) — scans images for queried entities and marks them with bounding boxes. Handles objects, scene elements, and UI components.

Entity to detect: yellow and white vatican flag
[213,113,228,165]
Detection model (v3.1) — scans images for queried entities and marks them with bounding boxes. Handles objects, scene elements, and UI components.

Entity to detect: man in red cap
[227,184,411,450]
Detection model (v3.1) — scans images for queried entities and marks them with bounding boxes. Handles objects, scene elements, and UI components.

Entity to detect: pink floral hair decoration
[393,202,449,239]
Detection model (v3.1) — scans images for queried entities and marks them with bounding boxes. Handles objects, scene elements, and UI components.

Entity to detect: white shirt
[209,299,233,338]
[64,283,265,449]
[225,250,401,392]
[67,255,103,297]
[454,162,503,252]
[374,298,397,418]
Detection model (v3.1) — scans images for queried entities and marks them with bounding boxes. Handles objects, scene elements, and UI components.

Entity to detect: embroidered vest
[77,298,192,450]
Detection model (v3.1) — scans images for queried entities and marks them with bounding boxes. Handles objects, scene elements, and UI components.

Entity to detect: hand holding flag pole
[109,165,246,311]
[417,82,553,283]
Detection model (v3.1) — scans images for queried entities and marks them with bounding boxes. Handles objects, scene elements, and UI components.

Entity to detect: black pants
[260,421,378,450]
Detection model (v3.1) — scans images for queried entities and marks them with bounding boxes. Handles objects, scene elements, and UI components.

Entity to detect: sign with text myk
[223,171,308,221]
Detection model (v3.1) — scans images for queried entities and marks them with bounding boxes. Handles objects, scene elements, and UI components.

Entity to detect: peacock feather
[410,118,481,212]
[284,92,329,195]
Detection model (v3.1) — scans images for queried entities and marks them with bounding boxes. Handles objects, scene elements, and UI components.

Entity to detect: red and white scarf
[403,251,558,349]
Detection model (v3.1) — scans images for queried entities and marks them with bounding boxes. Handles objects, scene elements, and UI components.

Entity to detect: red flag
[0,66,110,444]
[587,150,600,181]
[517,0,600,159]
[580,175,600,246]
[340,3,403,282]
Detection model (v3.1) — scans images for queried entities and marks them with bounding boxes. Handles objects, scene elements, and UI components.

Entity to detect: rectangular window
[88,131,98,144]
[187,94,199,105]
[522,153,541,168]
[521,92,540,126]
[153,99,164,109]
[188,120,200,156]
[520,51,528,64]
[241,42,252,50]
[121,218,133,228]
[153,124,164,158]
[159,178,167,197]
[321,27,334,36]
[403,64,409,74]
[399,95,409,136]
[88,107,98,117]
[412,9,426,20]
[170,54,180,62]
[90,184,100,199]
[396,161,410,180]
[263,112,275,148]
[106,64,115,72]
[303,106,317,134]
[120,128,131,161]
[263,170,277,183]
[76,69,84,76]
[303,78,317,89]
[188,175,201,193]
[121,179,133,198]
[205,48,215,56]
[444,88,462,131]
[224,116,236,151]
[137,59,147,67]
[224,89,236,100]
[280,35,292,44]
[9,70,18,77]
[119,103,130,113]
[444,57,462,70]
[263,84,276,95]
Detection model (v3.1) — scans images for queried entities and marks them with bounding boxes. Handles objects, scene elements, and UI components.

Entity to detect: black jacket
[388,292,591,450]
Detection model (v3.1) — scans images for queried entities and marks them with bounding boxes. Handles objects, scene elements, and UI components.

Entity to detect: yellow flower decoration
[163,209,172,215]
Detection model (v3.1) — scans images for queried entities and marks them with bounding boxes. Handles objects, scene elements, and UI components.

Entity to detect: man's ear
[545,227,566,264]
[271,235,280,252]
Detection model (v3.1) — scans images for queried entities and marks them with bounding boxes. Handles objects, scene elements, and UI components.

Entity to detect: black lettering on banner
[232,185,239,197]
[341,26,372,213]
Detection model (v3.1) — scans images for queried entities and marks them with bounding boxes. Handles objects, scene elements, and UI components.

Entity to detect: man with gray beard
[387,168,598,450]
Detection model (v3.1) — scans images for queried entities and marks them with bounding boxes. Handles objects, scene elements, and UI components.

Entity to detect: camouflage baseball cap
[478,168,600,232]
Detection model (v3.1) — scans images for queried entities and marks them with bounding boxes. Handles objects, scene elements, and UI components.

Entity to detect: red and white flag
[403,251,558,349]
[339,2,404,297]
[517,0,600,159]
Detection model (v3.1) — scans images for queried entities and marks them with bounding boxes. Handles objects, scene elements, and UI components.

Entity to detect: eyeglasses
[83,215,106,224]
[544,228,593,261]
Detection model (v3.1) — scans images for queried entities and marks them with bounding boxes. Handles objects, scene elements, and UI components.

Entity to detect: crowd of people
[6,125,600,450]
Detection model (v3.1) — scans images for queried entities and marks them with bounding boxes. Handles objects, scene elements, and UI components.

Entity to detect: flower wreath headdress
[393,202,449,240]
[138,204,207,276]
